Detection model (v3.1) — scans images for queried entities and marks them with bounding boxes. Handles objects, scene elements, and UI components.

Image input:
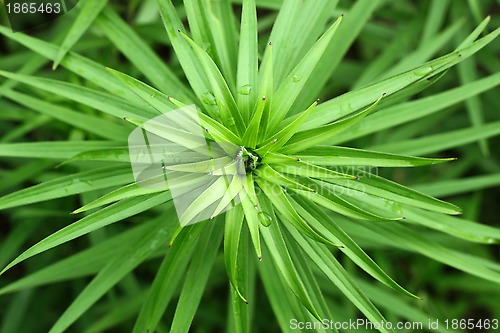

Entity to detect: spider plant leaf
[0,221,158,295]
[0,166,133,211]
[105,71,242,145]
[294,0,382,113]
[59,147,131,165]
[256,99,319,156]
[106,67,177,113]
[132,222,205,333]
[267,15,343,134]
[264,0,300,83]
[181,32,246,136]
[280,0,340,80]
[0,87,130,141]
[0,193,172,275]
[293,177,402,222]
[224,204,249,304]
[415,174,500,198]
[53,0,109,69]
[281,94,383,154]
[291,195,420,299]
[352,19,422,90]
[239,185,262,260]
[257,246,309,331]
[156,0,223,120]
[300,25,500,130]
[371,120,500,156]
[341,215,500,284]
[286,241,338,333]
[0,141,120,160]
[265,154,355,180]
[324,173,462,215]
[382,19,463,79]
[296,146,455,167]
[254,164,317,193]
[97,7,194,101]
[241,96,266,148]
[170,220,223,333]
[48,217,175,333]
[183,0,218,56]
[0,71,157,121]
[456,15,490,49]
[257,211,322,321]
[256,41,273,137]
[404,208,500,244]
[0,26,156,110]
[212,175,244,217]
[71,179,170,214]
[281,222,395,333]
[236,0,259,121]
[331,72,500,144]
[256,178,339,247]
[178,177,229,226]
[205,0,240,92]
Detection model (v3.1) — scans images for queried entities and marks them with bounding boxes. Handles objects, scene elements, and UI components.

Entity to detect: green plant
[0,1,499,332]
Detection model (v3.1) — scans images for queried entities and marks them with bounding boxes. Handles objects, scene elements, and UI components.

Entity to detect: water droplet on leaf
[238,84,252,95]
[292,75,300,83]
[258,211,273,227]
[201,92,217,105]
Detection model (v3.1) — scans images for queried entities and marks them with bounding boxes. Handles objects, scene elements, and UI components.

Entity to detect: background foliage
[0,0,499,332]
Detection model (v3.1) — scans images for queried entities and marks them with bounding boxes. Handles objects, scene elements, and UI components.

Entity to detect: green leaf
[0,166,133,211]
[256,41,273,138]
[257,202,322,321]
[0,193,172,275]
[0,87,130,141]
[293,177,402,222]
[324,171,462,215]
[224,204,249,303]
[281,221,394,333]
[96,7,194,101]
[291,195,419,299]
[0,70,158,121]
[239,176,262,259]
[294,0,382,114]
[0,141,121,160]
[256,178,338,246]
[0,221,158,295]
[236,0,259,120]
[295,146,454,167]
[257,99,319,156]
[281,94,383,154]
[132,222,205,333]
[53,0,109,69]
[241,96,266,148]
[170,220,223,333]
[267,15,343,134]
[0,26,159,110]
[181,32,246,136]
[300,25,500,129]
[331,72,500,144]
[48,217,175,333]
[370,121,500,155]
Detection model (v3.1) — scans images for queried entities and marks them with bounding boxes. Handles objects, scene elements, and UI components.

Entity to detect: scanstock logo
[2,0,79,32]
[128,105,250,227]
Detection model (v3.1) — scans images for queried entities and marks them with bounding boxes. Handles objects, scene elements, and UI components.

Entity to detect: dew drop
[238,84,252,95]
[258,211,273,227]
[413,66,433,77]
[201,92,217,105]
[292,74,300,83]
